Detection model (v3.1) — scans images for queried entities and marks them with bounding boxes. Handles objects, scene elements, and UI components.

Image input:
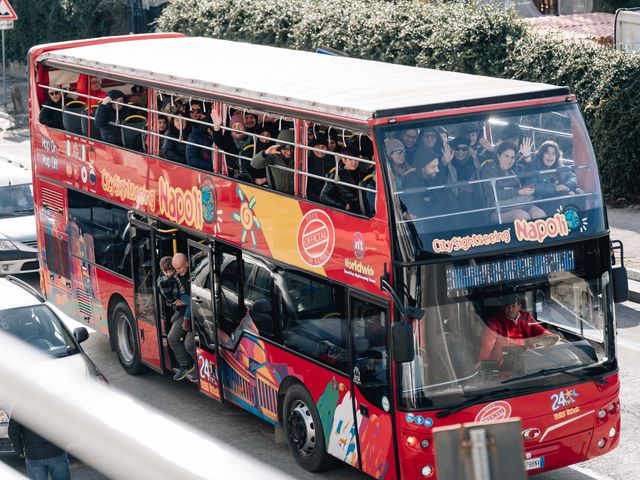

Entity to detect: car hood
[0,215,36,243]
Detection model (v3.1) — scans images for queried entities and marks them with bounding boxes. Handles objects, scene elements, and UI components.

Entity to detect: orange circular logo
[297,209,335,267]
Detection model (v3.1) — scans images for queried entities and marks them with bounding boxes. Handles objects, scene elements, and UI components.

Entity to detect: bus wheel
[283,384,333,472]
[112,302,144,375]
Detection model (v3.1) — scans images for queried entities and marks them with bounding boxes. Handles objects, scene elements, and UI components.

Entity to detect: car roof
[0,155,32,187]
[37,36,565,122]
[0,277,42,310]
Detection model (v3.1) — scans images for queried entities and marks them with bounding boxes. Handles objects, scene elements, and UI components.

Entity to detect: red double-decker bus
[29,34,628,478]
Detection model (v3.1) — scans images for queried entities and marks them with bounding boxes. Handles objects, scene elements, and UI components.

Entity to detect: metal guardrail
[0,331,295,480]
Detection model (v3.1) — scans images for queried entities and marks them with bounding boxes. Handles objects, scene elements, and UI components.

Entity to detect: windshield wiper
[436,385,539,419]
[501,364,609,385]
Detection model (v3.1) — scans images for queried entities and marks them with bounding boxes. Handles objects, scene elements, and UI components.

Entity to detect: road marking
[616,336,640,353]
[569,465,614,480]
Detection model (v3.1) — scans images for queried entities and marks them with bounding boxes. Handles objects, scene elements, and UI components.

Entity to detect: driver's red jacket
[479,310,553,363]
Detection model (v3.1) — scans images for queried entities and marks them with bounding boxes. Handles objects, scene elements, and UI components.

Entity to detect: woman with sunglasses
[39,87,64,129]
[384,138,415,190]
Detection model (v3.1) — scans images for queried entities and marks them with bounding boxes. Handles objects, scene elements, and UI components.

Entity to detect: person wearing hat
[251,129,296,194]
[401,150,458,226]
[319,146,367,214]
[95,90,129,146]
[478,294,558,365]
[448,135,484,214]
[384,137,415,190]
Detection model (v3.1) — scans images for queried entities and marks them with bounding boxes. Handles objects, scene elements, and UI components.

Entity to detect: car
[0,155,37,275]
[0,275,108,455]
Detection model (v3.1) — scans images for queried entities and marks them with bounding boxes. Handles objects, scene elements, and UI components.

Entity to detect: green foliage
[6,0,127,63]
[159,0,640,199]
[593,0,640,13]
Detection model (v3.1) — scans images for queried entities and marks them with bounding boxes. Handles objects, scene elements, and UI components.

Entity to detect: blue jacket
[186,124,213,171]
[520,159,577,198]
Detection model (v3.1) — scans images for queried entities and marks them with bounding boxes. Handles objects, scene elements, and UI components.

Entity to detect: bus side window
[280,270,348,373]
[246,265,275,339]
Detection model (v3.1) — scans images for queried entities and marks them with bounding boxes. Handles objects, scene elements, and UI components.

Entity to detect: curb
[628,268,640,283]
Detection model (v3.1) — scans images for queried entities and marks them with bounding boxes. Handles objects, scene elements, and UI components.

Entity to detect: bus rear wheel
[283,384,333,472]
[112,302,144,375]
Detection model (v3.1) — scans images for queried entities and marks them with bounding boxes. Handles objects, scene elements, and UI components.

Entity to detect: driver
[479,295,558,364]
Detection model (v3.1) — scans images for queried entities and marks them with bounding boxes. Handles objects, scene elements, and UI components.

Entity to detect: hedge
[5,0,127,63]
[157,0,640,200]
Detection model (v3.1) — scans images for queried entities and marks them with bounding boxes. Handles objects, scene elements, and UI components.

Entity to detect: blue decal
[414,416,425,426]
[405,413,415,424]
[424,417,434,428]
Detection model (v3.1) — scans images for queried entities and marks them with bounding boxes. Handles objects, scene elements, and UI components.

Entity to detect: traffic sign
[0,21,13,30]
[0,0,17,22]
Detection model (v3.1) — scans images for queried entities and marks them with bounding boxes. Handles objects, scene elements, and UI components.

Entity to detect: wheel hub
[287,399,316,456]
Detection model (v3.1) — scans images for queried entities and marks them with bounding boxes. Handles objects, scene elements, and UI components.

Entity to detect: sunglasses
[392,148,407,155]
[455,145,469,152]
[190,109,202,114]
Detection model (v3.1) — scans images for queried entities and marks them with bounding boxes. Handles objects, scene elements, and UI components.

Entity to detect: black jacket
[95,103,127,146]
[8,418,65,460]
[319,165,366,215]
[39,99,64,129]
[161,129,187,164]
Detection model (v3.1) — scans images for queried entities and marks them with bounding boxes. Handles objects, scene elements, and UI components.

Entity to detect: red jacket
[479,310,551,362]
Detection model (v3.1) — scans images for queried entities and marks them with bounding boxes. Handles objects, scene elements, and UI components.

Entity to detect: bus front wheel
[112,302,144,375]
[283,384,333,472]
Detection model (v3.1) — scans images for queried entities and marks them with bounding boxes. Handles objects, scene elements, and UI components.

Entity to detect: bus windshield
[396,238,613,410]
[376,103,606,260]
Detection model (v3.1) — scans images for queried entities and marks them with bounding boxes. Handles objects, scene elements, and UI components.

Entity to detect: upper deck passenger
[95,90,128,146]
[319,146,367,214]
[39,88,64,129]
[251,129,296,195]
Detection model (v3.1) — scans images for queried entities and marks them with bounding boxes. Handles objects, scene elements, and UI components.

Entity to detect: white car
[0,156,37,275]
[0,275,107,455]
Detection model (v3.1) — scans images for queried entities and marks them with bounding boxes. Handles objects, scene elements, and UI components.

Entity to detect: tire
[283,384,334,472]
[112,302,145,375]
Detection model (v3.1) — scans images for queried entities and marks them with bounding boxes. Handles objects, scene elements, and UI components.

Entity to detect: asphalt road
[2,273,640,480]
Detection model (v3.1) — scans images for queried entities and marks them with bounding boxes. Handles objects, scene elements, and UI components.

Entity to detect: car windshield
[396,238,614,410]
[376,103,606,261]
[0,305,79,357]
[0,184,34,218]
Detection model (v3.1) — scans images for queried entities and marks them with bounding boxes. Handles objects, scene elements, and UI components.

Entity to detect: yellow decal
[553,406,580,421]
[158,175,203,230]
[432,228,511,253]
[101,169,156,211]
[514,213,569,243]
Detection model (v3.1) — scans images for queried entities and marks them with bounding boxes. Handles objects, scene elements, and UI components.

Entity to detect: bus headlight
[0,240,17,251]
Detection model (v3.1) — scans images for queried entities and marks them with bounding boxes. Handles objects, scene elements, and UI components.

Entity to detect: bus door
[128,215,163,373]
[188,240,223,402]
[349,296,397,479]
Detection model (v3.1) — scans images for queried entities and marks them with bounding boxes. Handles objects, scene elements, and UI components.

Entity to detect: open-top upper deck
[36,35,567,122]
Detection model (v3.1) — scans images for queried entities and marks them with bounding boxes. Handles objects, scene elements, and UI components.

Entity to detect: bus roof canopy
[38,36,566,122]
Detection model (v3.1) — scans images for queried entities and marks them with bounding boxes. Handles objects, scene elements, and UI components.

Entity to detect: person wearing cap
[251,129,296,194]
[384,137,415,190]
[319,146,367,214]
[478,295,558,364]
[95,90,128,146]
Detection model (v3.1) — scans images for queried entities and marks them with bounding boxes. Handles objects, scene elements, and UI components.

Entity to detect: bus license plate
[524,456,544,471]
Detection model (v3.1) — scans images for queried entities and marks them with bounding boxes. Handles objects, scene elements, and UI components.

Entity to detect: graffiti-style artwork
[218,311,286,424]
[316,377,357,467]
[358,413,392,478]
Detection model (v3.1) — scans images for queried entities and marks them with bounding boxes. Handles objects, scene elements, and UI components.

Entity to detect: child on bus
[156,256,191,330]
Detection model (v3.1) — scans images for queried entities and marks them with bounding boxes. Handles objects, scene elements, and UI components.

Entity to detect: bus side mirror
[392,322,415,363]
[612,266,629,303]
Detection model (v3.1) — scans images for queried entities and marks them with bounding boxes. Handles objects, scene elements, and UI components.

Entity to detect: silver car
[0,276,107,454]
